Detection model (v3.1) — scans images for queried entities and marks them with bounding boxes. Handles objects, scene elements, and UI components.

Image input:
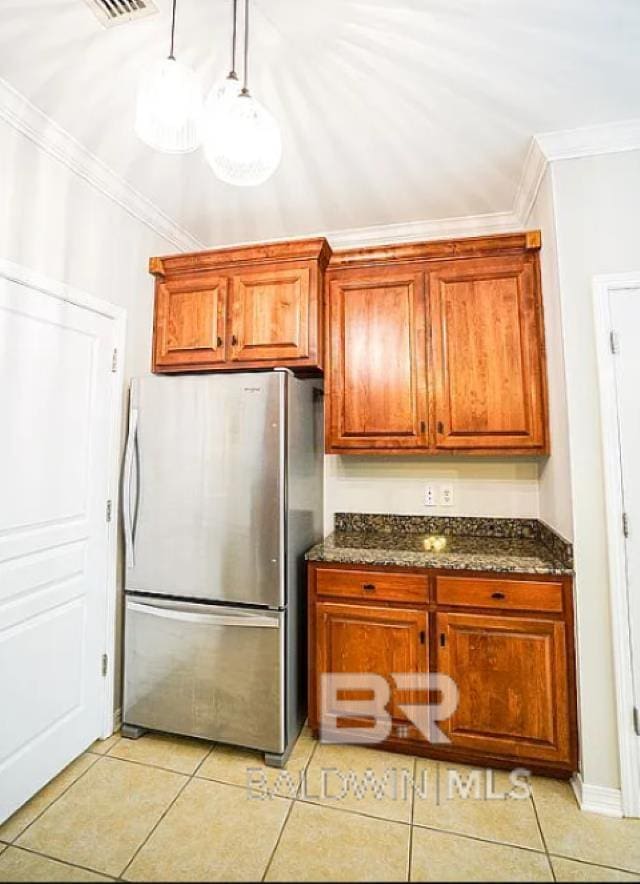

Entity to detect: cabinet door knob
[217,336,223,348]
[362,583,376,592]
[231,334,238,346]
[437,421,444,434]
[491,591,506,600]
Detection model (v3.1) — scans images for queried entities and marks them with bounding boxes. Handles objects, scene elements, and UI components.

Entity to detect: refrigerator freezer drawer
[123,596,285,754]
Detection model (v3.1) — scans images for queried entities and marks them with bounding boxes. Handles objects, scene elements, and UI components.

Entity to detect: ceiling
[1,0,639,247]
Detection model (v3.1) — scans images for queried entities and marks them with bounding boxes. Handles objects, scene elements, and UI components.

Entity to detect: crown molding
[324,209,520,250]
[536,117,640,162]
[0,77,205,253]
[513,137,548,226]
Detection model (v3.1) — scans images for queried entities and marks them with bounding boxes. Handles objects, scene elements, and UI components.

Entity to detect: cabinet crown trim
[327,230,541,270]
[150,237,332,279]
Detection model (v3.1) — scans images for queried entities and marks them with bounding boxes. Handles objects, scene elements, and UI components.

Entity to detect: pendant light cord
[168,0,177,59]
[230,0,238,76]
[241,0,249,94]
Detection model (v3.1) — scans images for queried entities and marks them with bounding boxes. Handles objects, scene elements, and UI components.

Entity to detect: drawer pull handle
[491,591,506,600]
[362,583,376,592]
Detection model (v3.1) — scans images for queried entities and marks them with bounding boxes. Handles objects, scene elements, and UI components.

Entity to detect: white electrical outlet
[424,484,437,507]
[440,484,455,507]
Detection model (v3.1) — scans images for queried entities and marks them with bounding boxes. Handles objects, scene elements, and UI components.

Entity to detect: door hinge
[106,499,113,523]
[111,348,118,372]
[610,331,620,354]
[101,653,108,677]
[634,707,640,737]
[623,512,630,538]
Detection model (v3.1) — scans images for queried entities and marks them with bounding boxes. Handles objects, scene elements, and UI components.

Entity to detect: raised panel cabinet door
[228,264,314,365]
[436,612,572,764]
[428,255,547,451]
[326,268,429,451]
[154,275,227,370]
[315,601,427,732]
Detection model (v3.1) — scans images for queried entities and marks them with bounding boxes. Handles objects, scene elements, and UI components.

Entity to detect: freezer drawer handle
[123,408,139,568]
[127,601,279,628]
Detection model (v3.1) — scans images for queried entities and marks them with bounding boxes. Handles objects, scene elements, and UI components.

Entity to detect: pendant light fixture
[135,0,203,153]
[203,0,282,186]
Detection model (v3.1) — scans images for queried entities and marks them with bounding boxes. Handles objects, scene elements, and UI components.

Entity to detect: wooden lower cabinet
[315,602,427,731]
[309,563,578,776]
[436,611,571,764]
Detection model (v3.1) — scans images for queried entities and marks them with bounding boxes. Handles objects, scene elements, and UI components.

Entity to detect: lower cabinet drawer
[315,567,428,603]
[435,575,564,613]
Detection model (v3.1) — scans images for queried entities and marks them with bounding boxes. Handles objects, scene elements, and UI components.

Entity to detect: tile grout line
[530,786,556,881]
[410,819,549,855]
[2,752,101,846]
[407,755,417,883]
[5,842,118,881]
[547,852,640,877]
[116,741,217,881]
[260,796,296,882]
[261,728,320,882]
[105,749,214,777]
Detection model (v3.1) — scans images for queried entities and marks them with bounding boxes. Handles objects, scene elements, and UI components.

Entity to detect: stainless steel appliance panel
[123,373,284,607]
[123,596,285,753]
[282,377,324,747]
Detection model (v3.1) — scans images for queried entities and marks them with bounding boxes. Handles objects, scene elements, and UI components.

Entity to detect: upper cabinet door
[326,268,429,451]
[228,264,315,365]
[153,275,227,370]
[428,255,548,452]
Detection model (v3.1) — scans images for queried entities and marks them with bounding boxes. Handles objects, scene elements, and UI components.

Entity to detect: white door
[0,268,119,823]
[610,285,640,801]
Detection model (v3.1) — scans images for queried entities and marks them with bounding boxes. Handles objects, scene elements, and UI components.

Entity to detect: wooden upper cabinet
[325,231,548,455]
[326,267,429,451]
[150,238,330,374]
[154,275,227,370]
[228,264,312,364]
[428,254,547,452]
[436,611,572,765]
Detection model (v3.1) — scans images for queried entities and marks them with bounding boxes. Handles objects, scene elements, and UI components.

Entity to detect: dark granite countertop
[305,515,573,576]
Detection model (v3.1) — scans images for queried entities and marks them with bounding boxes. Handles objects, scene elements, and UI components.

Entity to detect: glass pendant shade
[135,58,203,153]
[203,92,281,186]
[205,73,242,114]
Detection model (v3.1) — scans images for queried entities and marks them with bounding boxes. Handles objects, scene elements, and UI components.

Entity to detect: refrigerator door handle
[126,601,280,629]
[123,408,139,568]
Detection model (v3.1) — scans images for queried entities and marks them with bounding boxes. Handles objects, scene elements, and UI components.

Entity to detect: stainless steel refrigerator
[121,370,323,767]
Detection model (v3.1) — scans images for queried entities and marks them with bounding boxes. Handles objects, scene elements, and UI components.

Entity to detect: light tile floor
[1,729,639,882]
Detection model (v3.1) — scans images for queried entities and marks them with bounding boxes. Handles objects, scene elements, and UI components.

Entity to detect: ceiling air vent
[83,0,158,28]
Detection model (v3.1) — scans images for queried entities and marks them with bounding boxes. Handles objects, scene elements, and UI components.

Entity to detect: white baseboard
[571,774,623,818]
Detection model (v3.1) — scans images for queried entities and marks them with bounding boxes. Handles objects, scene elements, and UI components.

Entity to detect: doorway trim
[593,271,640,818]
[0,258,126,740]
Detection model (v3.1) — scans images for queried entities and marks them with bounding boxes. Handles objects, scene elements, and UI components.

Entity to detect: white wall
[548,149,640,791]
[0,118,176,713]
[529,168,574,541]
[324,456,540,535]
